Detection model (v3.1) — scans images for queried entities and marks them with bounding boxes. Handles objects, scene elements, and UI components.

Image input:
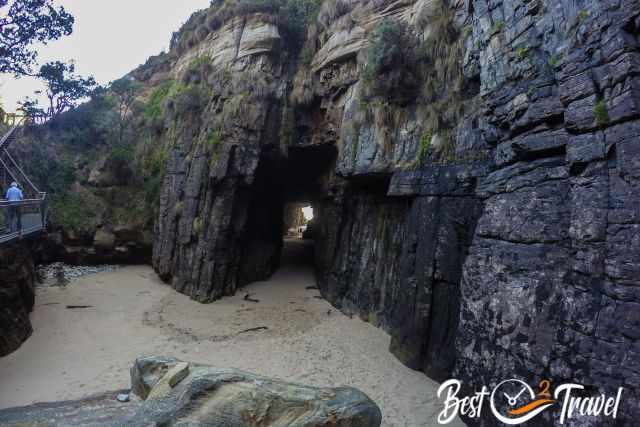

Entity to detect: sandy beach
[0,240,463,427]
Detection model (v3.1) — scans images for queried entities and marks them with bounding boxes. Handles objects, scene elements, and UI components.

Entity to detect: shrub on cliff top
[170,9,208,52]
[363,19,409,78]
[279,0,322,48]
[362,18,422,102]
[316,0,354,30]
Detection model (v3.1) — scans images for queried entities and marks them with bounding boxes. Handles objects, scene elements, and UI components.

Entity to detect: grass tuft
[594,100,609,127]
[490,20,505,34]
[418,131,432,167]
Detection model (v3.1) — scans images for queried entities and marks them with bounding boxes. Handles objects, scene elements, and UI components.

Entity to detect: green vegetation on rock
[578,10,590,22]
[193,216,204,235]
[416,0,470,165]
[144,80,175,121]
[354,0,470,167]
[206,129,222,153]
[490,20,504,34]
[418,132,432,167]
[548,53,563,67]
[168,84,208,114]
[362,18,422,100]
[188,55,212,72]
[50,192,100,236]
[143,144,168,209]
[363,19,405,78]
[109,144,135,164]
[516,46,529,60]
[594,99,609,127]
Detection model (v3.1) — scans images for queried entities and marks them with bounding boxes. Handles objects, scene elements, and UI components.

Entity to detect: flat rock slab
[0,390,142,426]
[0,356,382,427]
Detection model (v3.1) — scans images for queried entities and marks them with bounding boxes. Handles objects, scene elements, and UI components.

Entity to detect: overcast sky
[0,0,211,112]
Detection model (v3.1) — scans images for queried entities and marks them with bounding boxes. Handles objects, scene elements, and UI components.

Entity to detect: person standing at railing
[5,182,23,234]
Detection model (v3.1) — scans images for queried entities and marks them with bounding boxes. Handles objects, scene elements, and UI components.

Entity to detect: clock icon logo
[490,379,556,425]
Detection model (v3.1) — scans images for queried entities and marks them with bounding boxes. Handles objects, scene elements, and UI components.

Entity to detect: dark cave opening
[239,143,337,286]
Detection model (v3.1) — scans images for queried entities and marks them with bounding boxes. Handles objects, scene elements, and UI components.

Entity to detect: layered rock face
[148,0,640,424]
[151,14,290,301]
[0,241,36,356]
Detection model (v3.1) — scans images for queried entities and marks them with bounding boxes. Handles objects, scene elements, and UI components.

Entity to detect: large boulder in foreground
[0,356,382,427]
[128,356,382,426]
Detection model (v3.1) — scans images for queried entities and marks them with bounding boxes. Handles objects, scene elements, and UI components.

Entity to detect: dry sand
[0,240,464,427]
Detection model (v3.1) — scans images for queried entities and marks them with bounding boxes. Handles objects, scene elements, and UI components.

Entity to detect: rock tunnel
[238,142,339,287]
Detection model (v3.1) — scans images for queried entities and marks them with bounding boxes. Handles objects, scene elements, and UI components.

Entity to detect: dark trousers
[8,206,21,232]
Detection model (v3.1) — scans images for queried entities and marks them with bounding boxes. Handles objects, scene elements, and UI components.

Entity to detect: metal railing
[0,121,48,244]
[0,146,42,199]
[0,193,48,244]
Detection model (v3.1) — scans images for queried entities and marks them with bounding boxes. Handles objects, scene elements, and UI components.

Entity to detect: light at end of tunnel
[302,206,314,221]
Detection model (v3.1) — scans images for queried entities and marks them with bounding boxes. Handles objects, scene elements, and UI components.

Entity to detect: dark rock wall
[300,0,640,423]
[314,166,486,382]
[453,0,640,424]
[0,241,36,357]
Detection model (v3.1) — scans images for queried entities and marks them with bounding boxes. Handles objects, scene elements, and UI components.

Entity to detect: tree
[0,0,74,76]
[20,61,97,120]
[109,78,143,143]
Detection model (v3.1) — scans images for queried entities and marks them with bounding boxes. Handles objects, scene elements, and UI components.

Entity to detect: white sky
[0,0,211,112]
[302,206,314,221]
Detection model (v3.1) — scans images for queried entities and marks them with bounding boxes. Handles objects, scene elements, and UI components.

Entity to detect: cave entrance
[240,143,336,287]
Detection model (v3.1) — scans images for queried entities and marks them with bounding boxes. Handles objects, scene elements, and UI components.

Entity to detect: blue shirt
[6,187,23,201]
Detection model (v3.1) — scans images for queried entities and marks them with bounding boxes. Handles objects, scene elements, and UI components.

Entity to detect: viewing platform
[0,114,48,245]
